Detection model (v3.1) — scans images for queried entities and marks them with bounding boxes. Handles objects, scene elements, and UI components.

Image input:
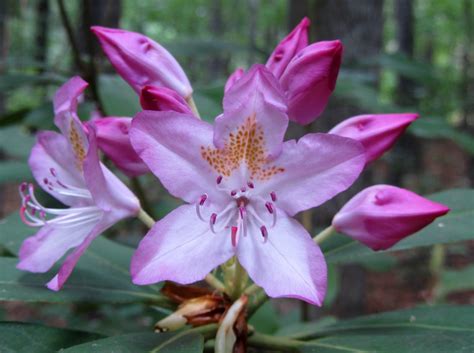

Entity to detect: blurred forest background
[0,0,473,335]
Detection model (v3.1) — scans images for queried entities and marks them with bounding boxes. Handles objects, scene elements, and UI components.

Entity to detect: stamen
[265,202,274,214]
[231,190,237,197]
[210,213,217,225]
[216,175,223,184]
[247,181,254,189]
[50,168,57,176]
[231,226,238,247]
[240,187,246,193]
[270,192,277,202]
[260,225,268,243]
[239,206,246,219]
[199,194,208,206]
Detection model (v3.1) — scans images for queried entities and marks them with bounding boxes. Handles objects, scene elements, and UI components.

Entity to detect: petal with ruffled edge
[93,118,150,177]
[17,213,101,273]
[29,131,87,207]
[83,126,140,219]
[237,212,327,305]
[215,65,288,160]
[259,133,366,216]
[224,68,244,93]
[131,205,235,285]
[130,111,229,205]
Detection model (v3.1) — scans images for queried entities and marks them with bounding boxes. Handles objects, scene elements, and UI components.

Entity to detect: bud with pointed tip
[266,17,310,79]
[224,68,245,93]
[140,85,194,115]
[329,113,419,164]
[279,40,343,125]
[332,185,450,251]
[91,26,192,98]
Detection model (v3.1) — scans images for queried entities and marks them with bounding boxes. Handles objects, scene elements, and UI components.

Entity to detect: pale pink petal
[224,67,244,93]
[333,185,450,250]
[215,64,288,159]
[259,133,365,216]
[266,17,310,79]
[280,40,342,125]
[140,85,193,115]
[91,26,192,98]
[130,111,229,205]
[131,205,235,285]
[83,126,140,218]
[237,212,326,305]
[29,131,87,207]
[329,113,419,164]
[93,118,150,177]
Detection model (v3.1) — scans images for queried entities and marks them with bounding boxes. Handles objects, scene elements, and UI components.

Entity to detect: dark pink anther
[239,206,246,219]
[260,225,268,238]
[43,178,48,185]
[210,213,217,225]
[216,175,223,184]
[199,194,208,206]
[231,190,237,197]
[270,192,277,202]
[39,210,46,219]
[20,182,28,193]
[240,187,246,193]
[30,208,36,216]
[231,226,238,247]
[49,168,56,176]
[247,181,254,189]
[265,202,274,214]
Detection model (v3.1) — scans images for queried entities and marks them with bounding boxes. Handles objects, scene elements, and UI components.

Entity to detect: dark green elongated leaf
[62,332,204,353]
[0,322,102,353]
[0,161,32,184]
[0,213,168,304]
[298,306,474,353]
[324,189,474,264]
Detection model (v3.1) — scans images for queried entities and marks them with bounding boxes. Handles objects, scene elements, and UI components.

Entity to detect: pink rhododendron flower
[91,26,192,98]
[94,117,150,177]
[129,65,366,305]
[140,85,194,115]
[224,68,245,93]
[332,185,450,250]
[17,76,140,290]
[329,113,419,164]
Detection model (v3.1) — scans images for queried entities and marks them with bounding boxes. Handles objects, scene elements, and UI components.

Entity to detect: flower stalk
[313,225,335,244]
[186,96,201,119]
[137,208,155,229]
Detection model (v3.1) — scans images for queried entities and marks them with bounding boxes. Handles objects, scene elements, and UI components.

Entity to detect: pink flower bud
[224,67,245,93]
[266,17,310,79]
[92,118,149,177]
[140,85,193,115]
[329,113,418,164]
[91,26,192,98]
[332,185,450,250]
[279,40,343,125]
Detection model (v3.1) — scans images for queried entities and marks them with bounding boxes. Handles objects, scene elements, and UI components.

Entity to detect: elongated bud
[92,118,149,177]
[266,17,310,79]
[280,40,342,125]
[140,85,194,115]
[332,185,450,250]
[330,113,419,164]
[91,26,192,98]
[224,68,245,93]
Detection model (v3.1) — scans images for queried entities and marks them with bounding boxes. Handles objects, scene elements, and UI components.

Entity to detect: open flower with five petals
[130,65,366,305]
[17,76,140,290]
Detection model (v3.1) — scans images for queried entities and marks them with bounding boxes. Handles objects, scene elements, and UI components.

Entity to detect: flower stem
[248,332,301,352]
[186,95,201,119]
[230,259,247,300]
[245,285,268,316]
[313,225,335,244]
[205,273,226,293]
[137,208,155,228]
[131,177,154,218]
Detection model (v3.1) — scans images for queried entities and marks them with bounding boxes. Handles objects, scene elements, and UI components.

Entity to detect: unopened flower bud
[140,85,194,115]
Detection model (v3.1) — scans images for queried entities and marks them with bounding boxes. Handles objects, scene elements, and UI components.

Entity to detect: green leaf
[249,302,280,334]
[324,189,474,264]
[62,332,204,353]
[0,213,168,304]
[0,126,36,159]
[439,265,474,297]
[0,322,102,353]
[298,305,474,353]
[0,161,32,184]
[98,75,141,117]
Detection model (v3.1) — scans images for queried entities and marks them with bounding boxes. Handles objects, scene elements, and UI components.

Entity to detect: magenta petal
[266,17,310,79]
[237,212,326,306]
[83,126,139,218]
[93,118,150,177]
[260,133,365,216]
[91,26,192,98]
[216,65,288,159]
[140,85,193,115]
[280,40,343,125]
[131,205,235,285]
[130,111,228,205]
[329,113,419,164]
[333,185,450,250]
[17,217,98,274]
[224,67,245,93]
[29,131,86,207]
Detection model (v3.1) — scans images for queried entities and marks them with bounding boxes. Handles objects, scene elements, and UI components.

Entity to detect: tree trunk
[34,0,49,73]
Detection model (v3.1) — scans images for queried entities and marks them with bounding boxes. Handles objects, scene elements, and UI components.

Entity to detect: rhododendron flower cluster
[17,18,449,309]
